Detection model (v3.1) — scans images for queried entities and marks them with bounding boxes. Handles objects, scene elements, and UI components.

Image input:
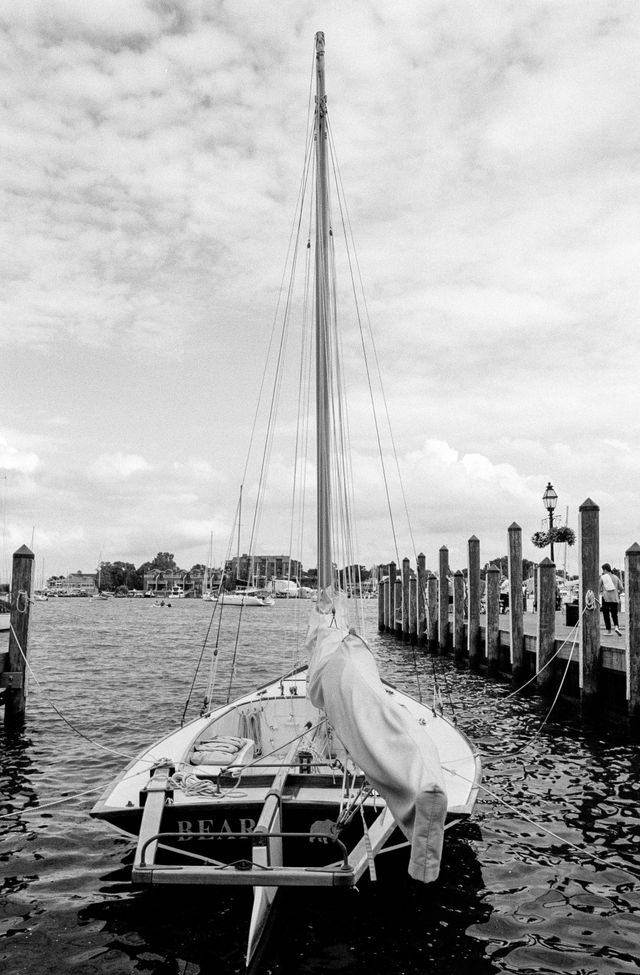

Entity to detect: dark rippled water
[1,598,639,974]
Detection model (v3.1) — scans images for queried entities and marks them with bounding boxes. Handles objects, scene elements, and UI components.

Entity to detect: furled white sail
[306,591,448,883]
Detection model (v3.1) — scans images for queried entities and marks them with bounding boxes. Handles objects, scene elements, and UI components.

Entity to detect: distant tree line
[49,552,205,593]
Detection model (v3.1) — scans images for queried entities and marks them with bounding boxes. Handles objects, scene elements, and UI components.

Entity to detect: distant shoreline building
[225,554,303,588]
[47,571,97,596]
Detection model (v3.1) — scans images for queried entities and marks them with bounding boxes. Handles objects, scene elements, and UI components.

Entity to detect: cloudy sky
[1,0,639,581]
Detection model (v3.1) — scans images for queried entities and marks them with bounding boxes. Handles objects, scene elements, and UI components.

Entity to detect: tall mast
[238,485,243,584]
[314,30,333,592]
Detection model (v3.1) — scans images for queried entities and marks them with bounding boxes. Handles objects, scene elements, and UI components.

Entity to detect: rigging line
[238,121,317,493]
[328,129,400,620]
[226,598,247,704]
[327,218,356,586]
[0,746,202,821]
[284,227,314,670]
[245,129,315,565]
[444,765,640,885]
[481,641,578,765]
[326,120,402,574]
[180,595,222,725]
[237,717,329,774]
[502,623,581,701]
[0,784,108,820]
[204,611,225,706]
[8,623,138,762]
[287,179,313,581]
[323,131,369,629]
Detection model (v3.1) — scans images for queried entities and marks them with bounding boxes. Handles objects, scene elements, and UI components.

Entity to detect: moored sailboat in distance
[92,33,480,968]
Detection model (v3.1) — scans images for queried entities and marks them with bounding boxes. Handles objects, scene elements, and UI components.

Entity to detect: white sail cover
[305,592,448,883]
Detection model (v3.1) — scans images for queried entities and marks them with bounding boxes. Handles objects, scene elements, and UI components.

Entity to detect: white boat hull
[92,667,480,962]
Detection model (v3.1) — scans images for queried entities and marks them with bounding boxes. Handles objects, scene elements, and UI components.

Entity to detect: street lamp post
[543,482,558,563]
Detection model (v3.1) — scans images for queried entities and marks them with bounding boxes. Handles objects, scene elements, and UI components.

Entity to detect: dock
[378,500,640,724]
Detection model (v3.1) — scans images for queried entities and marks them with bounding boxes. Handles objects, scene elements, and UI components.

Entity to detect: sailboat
[33,558,49,601]
[93,557,111,598]
[92,34,481,967]
[217,487,276,606]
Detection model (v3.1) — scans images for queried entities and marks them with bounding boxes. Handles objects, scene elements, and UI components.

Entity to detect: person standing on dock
[599,563,623,635]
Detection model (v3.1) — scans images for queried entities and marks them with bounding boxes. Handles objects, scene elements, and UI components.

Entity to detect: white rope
[167,771,248,800]
[0,784,107,819]
[503,588,595,702]
[478,591,601,764]
[444,764,640,885]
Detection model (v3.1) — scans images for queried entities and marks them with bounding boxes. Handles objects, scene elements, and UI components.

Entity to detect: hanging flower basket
[554,526,576,545]
[531,527,576,549]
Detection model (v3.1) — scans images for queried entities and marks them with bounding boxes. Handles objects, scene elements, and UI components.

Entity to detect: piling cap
[508,522,521,532]
[579,498,599,511]
[13,545,34,559]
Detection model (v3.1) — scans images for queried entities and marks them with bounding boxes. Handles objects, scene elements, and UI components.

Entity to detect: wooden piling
[467,535,481,671]
[2,545,35,731]
[378,575,385,631]
[579,498,600,710]
[417,553,427,645]
[387,562,396,633]
[453,570,465,668]
[409,572,417,645]
[485,563,500,676]
[426,572,438,651]
[438,546,449,653]
[508,522,525,681]
[402,557,410,641]
[537,557,556,696]
[625,542,640,727]
[394,579,403,637]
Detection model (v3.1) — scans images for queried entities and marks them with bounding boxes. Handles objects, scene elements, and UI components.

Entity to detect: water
[1,598,639,974]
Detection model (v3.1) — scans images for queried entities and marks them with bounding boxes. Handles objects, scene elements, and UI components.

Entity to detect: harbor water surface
[1,598,639,974]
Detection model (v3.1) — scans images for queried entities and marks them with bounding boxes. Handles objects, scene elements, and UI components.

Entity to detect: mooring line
[444,764,640,886]
[8,622,137,762]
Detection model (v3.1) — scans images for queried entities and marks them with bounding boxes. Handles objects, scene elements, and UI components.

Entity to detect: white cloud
[0,434,40,474]
[0,1,639,574]
[88,453,153,480]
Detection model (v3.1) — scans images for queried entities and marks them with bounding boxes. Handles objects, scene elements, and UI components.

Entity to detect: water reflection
[2,600,640,974]
[74,825,491,975]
